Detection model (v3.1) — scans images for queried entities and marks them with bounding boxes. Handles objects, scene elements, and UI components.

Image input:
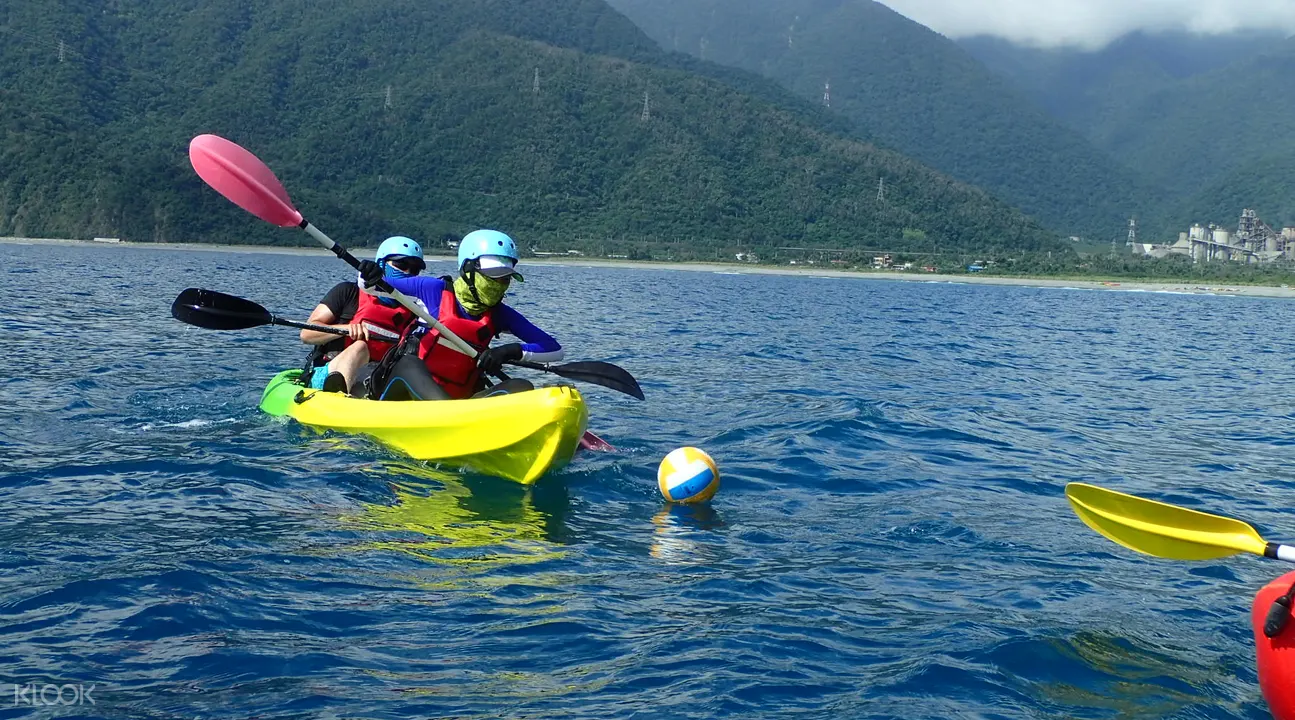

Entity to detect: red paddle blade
[188,134,303,228]
[580,431,615,452]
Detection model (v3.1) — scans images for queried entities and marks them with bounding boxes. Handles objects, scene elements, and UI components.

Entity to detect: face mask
[383,261,413,281]
[371,261,414,306]
[454,272,509,315]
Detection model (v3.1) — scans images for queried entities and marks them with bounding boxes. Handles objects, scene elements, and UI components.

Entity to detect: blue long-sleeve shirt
[382,276,564,363]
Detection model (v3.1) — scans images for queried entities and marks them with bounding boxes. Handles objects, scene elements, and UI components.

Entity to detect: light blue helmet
[375,236,425,270]
[458,229,523,280]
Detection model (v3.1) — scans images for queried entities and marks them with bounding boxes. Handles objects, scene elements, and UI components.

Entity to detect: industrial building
[1131,209,1295,263]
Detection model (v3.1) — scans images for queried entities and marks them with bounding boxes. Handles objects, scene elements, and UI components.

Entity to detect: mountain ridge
[0,0,1065,259]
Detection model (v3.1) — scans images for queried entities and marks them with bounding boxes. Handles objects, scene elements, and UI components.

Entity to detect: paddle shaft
[185,135,473,358]
[510,359,560,372]
[282,320,571,390]
[1267,543,1295,562]
[271,316,352,336]
[297,220,478,358]
[266,311,518,382]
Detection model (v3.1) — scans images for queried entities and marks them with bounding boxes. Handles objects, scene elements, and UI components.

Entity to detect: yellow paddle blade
[1065,482,1268,561]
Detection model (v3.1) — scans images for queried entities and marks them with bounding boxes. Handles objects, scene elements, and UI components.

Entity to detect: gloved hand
[357,259,384,289]
[476,343,524,374]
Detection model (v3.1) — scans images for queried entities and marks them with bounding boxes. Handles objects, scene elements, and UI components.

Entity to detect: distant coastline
[6,236,1294,299]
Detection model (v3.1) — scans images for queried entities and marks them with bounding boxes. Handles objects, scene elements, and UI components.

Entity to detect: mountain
[1086,39,1295,202]
[603,0,1150,239]
[0,0,1063,259]
[960,30,1295,237]
[959,30,1284,130]
[1170,150,1295,233]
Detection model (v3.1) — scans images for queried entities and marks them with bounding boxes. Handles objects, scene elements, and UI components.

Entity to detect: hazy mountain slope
[606,0,1151,239]
[959,30,1283,130]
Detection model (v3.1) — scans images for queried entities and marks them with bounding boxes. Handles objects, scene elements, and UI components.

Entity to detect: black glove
[358,259,384,288]
[476,343,524,374]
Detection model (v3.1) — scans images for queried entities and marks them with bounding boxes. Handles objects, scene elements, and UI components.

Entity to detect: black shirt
[320,281,360,321]
[316,282,359,356]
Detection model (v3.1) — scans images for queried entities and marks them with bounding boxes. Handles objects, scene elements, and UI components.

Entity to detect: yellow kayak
[258,370,588,484]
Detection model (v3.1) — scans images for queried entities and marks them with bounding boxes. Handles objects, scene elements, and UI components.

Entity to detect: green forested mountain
[1086,40,1295,226]
[603,0,1151,240]
[958,30,1282,131]
[959,31,1295,237]
[0,0,1063,260]
[1169,151,1295,233]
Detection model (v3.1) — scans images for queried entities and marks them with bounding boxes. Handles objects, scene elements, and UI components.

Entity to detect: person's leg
[379,355,451,401]
[348,362,377,398]
[307,364,330,389]
[472,378,535,398]
[325,342,370,394]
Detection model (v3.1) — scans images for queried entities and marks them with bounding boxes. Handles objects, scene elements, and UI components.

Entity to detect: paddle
[172,287,644,401]
[187,134,476,358]
[1065,482,1295,563]
[508,360,644,401]
[170,287,376,336]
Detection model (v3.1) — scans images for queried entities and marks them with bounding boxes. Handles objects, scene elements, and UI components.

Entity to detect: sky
[879,0,1295,49]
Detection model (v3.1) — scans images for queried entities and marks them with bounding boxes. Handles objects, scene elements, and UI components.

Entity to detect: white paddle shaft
[301,222,477,357]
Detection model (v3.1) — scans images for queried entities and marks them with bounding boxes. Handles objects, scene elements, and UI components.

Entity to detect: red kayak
[1253,571,1295,720]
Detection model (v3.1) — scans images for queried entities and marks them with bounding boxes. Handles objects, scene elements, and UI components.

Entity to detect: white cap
[477,255,524,281]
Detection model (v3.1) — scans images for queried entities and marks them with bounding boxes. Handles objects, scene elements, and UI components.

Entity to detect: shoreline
[6,236,1294,299]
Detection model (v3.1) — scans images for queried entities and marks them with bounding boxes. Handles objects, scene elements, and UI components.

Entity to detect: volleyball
[657,447,720,504]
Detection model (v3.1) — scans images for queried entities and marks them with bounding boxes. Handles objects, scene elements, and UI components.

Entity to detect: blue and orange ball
[657,447,720,504]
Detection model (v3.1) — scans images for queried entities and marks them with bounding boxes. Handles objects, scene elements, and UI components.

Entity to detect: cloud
[879,0,1295,49]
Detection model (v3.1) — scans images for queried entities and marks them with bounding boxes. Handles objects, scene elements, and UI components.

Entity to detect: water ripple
[1,244,1291,718]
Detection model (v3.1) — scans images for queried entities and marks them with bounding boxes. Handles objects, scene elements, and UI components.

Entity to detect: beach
[6,236,1293,298]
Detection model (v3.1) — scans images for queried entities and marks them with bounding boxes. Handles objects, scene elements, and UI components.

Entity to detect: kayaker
[357,229,563,400]
[300,236,426,393]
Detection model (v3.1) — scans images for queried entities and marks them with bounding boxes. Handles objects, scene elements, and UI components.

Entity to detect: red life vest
[344,292,416,362]
[415,286,498,399]
[1254,571,1295,720]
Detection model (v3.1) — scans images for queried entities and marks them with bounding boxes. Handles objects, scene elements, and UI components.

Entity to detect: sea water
[3,242,1291,718]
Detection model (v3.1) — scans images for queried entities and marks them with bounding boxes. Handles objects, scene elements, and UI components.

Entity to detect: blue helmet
[458,229,523,280]
[375,236,425,270]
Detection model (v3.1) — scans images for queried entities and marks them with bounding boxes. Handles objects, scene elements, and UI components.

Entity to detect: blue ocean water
[3,241,1294,719]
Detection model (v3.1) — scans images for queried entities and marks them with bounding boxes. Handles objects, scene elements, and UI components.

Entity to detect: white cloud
[879,0,1295,49]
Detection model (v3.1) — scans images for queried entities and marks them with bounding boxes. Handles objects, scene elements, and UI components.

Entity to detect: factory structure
[1130,209,1295,263]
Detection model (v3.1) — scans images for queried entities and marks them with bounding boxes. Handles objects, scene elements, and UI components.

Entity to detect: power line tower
[58,38,65,63]
[876,177,885,204]
[533,67,540,94]
[383,85,392,110]
[640,90,650,122]
[822,80,830,108]
[1126,217,1137,248]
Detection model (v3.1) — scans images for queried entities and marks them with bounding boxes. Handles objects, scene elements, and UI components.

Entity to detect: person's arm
[380,275,442,316]
[493,305,564,364]
[300,283,367,345]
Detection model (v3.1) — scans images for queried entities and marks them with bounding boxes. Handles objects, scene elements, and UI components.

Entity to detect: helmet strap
[462,260,484,306]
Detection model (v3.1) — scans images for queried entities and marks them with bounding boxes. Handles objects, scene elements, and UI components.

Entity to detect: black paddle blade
[171,288,274,330]
[511,360,644,400]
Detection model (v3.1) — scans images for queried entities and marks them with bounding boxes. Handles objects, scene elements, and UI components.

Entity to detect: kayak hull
[1255,571,1295,720]
[258,370,588,484]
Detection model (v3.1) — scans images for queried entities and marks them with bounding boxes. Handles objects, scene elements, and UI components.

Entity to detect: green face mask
[454,272,509,315]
